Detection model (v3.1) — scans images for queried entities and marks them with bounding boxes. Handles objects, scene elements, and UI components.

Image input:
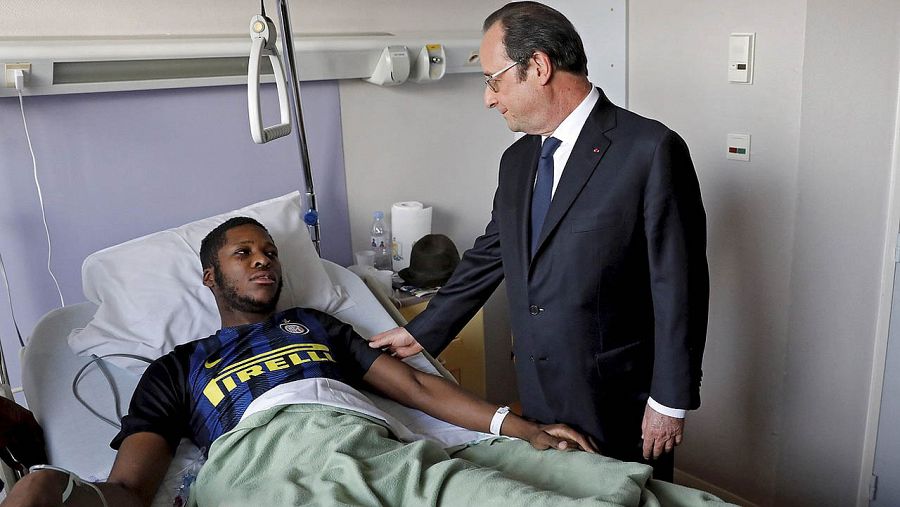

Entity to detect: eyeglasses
[484,60,519,93]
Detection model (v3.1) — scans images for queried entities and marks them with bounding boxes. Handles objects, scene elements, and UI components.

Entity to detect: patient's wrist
[497,412,532,440]
[489,406,510,435]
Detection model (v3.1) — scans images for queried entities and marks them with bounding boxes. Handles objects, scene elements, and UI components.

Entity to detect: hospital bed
[19,192,470,506]
[17,193,728,506]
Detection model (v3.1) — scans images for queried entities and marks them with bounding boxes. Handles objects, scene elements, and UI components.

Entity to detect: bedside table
[396,294,486,398]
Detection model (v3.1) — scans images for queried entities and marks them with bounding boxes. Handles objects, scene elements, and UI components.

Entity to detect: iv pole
[249,0,321,254]
[274,0,320,255]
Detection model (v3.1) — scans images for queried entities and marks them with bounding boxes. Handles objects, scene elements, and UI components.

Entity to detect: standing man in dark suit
[370,1,709,480]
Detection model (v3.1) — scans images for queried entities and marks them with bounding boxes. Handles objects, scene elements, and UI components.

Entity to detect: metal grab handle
[248,15,291,144]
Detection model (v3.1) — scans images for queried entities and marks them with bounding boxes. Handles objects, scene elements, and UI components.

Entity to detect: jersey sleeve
[312,311,384,383]
[110,353,190,451]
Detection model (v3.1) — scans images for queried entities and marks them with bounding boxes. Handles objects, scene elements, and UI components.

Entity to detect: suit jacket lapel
[531,90,616,263]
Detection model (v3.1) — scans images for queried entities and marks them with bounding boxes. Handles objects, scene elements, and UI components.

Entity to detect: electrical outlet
[4,63,31,88]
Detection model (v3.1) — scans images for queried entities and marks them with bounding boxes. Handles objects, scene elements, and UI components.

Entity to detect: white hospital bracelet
[490,406,510,435]
[28,465,109,507]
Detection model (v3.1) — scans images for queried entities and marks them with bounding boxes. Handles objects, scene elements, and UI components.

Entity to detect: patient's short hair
[200,216,270,270]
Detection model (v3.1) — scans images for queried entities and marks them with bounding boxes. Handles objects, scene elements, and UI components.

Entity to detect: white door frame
[858,63,900,507]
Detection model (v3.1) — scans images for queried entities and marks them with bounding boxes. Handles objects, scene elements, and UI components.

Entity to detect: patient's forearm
[364,355,536,440]
[1,471,146,507]
[1,432,175,507]
[365,355,597,452]
[411,368,528,436]
[92,482,148,507]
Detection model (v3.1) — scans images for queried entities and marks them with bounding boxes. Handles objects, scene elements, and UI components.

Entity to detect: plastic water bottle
[370,211,391,270]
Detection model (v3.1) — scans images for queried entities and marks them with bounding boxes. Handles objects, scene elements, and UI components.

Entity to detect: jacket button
[529,305,541,315]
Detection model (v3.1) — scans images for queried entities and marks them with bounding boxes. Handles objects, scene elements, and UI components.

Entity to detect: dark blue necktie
[530,136,562,255]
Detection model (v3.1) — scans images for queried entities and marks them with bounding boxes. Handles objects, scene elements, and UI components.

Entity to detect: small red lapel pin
[593,147,600,153]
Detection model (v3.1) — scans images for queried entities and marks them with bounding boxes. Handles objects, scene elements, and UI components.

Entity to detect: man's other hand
[641,404,684,460]
[368,327,424,358]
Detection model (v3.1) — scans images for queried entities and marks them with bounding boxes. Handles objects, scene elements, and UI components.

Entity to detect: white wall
[776,1,900,505]
[1,0,490,36]
[631,0,900,505]
[339,73,517,402]
[630,2,806,502]
[334,0,515,403]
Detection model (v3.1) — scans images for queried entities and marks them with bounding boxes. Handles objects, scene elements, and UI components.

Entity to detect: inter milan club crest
[280,319,309,335]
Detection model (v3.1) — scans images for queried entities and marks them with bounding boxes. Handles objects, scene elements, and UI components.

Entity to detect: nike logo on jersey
[204,357,224,369]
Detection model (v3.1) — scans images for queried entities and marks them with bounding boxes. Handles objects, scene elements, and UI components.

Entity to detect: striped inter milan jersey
[111,307,383,453]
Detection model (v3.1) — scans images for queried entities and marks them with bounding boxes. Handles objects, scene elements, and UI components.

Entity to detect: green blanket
[189,404,732,507]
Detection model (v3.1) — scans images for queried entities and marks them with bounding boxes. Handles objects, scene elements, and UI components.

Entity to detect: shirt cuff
[647,397,686,419]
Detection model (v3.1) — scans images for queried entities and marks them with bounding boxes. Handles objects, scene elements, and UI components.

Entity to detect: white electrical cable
[17,87,65,308]
[28,465,109,507]
[0,251,24,347]
[0,251,20,393]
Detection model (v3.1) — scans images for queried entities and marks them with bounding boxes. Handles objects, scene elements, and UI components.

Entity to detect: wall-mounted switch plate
[727,133,751,161]
[728,33,755,84]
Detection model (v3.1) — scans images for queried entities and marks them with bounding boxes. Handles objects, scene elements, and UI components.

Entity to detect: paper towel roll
[390,201,433,271]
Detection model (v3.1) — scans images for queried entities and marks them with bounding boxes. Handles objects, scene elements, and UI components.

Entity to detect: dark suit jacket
[406,89,709,459]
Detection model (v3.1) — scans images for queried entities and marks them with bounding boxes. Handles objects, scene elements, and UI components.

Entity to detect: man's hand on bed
[521,423,599,454]
[368,327,423,358]
[640,404,684,460]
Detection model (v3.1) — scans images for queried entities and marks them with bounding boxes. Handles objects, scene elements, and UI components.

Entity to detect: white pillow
[68,192,353,370]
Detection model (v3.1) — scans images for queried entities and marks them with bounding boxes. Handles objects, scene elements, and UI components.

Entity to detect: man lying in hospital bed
[8,196,729,507]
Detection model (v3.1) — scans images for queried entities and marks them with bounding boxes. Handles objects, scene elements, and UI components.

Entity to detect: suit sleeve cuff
[648,397,686,418]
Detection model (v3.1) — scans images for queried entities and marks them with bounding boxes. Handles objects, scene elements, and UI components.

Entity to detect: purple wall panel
[0,82,351,391]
